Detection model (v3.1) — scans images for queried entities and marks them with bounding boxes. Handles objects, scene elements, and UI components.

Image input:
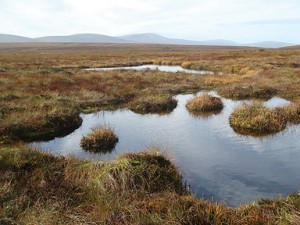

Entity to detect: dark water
[31,92,300,206]
[85,64,215,74]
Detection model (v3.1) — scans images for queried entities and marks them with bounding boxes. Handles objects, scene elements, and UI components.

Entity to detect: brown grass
[129,94,178,115]
[219,85,277,100]
[1,43,300,223]
[80,125,119,152]
[277,101,300,124]
[229,104,287,136]
[186,94,223,113]
[1,145,300,224]
[1,43,300,141]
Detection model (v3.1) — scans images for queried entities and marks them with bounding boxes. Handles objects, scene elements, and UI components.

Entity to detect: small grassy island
[80,126,119,152]
[229,104,287,136]
[129,94,178,115]
[186,94,223,116]
[277,102,300,124]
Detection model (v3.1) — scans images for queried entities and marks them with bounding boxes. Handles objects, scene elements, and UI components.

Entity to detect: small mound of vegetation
[80,126,119,152]
[277,102,300,124]
[219,85,277,100]
[129,95,177,115]
[67,148,183,194]
[229,104,287,136]
[0,99,82,143]
[186,94,223,114]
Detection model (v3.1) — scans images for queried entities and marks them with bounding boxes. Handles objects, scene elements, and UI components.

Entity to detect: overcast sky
[0,0,299,43]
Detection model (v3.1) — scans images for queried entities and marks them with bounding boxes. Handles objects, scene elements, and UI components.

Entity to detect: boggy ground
[1,146,300,225]
[1,43,300,142]
[1,43,300,224]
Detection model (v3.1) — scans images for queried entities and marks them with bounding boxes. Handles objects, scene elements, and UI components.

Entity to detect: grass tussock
[186,94,223,114]
[1,145,300,224]
[80,125,119,152]
[277,101,300,124]
[129,94,178,115]
[229,104,287,136]
[219,85,277,100]
[65,148,183,195]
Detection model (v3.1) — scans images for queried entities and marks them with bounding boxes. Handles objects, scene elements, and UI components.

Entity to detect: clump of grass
[186,94,223,115]
[229,104,287,136]
[219,85,277,100]
[129,95,177,115]
[277,102,300,124]
[80,125,119,152]
[66,148,183,195]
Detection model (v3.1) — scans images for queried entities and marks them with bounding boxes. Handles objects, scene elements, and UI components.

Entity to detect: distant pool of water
[31,92,300,206]
[85,64,215,74]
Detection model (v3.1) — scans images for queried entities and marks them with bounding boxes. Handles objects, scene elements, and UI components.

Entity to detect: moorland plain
[1,43,300,224]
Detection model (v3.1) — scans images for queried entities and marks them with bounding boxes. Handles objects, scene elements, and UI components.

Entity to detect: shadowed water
[85,64,215,74]
[31,92,300,206]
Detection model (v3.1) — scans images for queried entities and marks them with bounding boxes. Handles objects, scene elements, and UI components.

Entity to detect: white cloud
[0,0,299,43]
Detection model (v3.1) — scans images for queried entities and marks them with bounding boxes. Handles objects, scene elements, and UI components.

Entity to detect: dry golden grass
[129,94,178,114]
[80,125,119,152]
[229,104,287,136]
[277,101,300,124]
[186,94,223,113]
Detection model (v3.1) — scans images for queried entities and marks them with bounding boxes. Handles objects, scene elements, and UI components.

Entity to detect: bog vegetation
[229,104,287,136]
[80,125,119,152]
[1,146,300,224]
[186,94,223,115]
[0,43,300,224]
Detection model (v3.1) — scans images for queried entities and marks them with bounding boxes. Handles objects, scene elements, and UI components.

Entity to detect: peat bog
[1,43,300,224]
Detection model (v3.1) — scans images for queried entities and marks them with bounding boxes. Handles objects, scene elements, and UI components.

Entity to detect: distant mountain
[199,39,239,46]
[0,34,34,43]
[244,41,294,48]
[118,33,199,45]
[0,33,296,48]
[35,33,126,43]
[118,33,239,46]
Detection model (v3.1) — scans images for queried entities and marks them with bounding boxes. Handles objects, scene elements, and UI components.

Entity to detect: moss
[229,104,287,136]
[80,126,119,152]
[186,94,223,115]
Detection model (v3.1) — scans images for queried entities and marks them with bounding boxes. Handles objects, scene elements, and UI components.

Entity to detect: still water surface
[85,64,215,74]
[32,92,300,206]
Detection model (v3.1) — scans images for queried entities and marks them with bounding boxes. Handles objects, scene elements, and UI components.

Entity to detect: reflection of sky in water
[85,64,215,74]
[31,91,300,206]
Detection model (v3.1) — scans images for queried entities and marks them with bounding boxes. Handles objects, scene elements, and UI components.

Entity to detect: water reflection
[31,92,300,206]
[85,64,215,75]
